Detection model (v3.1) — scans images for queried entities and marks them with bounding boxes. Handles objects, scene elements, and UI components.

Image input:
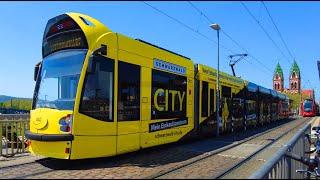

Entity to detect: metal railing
[0,114,29,121]
[249,122,311,179]
[0,114,30,157]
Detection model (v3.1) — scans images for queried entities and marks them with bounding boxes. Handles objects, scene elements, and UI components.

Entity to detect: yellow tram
[26,12,288,160]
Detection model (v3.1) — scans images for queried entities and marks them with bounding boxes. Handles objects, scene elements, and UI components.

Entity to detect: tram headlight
[59,114,73,133]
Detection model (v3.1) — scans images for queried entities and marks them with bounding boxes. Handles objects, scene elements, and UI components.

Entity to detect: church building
[273,60,301,94]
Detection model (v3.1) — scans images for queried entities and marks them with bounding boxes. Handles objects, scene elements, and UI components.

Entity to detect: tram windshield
[304,100,312,112]
[35,50,87,110]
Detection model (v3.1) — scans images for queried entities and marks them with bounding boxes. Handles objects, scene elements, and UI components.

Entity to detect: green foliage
[2,99,32,110]
[286,93,301,110]
[284,92,310,110]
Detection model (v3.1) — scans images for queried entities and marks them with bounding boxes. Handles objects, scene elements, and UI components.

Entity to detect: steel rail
[214,117,313,179]
[149,117,303,179]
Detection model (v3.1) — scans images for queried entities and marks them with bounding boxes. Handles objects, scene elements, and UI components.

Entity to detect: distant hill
[0,95,32,102]
[0,95,15,103]
[0,95,32,110]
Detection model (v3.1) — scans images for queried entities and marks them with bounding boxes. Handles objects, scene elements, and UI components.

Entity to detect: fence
[1,114,30,157]
[249,122,311,179]
[0,114,29,121]
[0,108,29,114]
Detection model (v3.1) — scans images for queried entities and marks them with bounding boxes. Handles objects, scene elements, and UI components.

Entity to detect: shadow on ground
[36,118,297,170]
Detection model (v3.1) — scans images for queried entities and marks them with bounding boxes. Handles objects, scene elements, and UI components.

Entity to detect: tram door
[209,83,216,125]
[221,86,232,132]
[116,60,141,154]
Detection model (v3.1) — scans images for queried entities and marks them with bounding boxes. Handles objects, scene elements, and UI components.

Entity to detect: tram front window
[35,50,87,110]
[304,101,312,112]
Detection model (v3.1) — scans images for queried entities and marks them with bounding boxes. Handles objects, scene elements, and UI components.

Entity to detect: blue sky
[0,1,319,100]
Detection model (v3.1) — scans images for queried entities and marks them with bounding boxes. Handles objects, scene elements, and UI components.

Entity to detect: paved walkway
[311,116,320,128]
[0,153,44,168]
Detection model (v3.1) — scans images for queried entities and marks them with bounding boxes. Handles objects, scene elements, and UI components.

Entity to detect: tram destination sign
[43,32,87,57]
[154,58,186,75]
[42,14,88,57]
[149,118,188,132]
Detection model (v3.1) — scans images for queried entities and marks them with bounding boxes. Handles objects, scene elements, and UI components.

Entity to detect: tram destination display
[42,14,88,57]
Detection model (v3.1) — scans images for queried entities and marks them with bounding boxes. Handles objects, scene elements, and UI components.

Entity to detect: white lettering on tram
[149,119,188,132]
[154,59,186,75]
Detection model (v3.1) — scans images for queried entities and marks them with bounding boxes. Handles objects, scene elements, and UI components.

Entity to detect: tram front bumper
[25,130,74,141]
[26,131,73,159]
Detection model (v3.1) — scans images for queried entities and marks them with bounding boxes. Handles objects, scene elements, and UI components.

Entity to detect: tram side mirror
[92,44,107,56]
[34,62,41,81]
[88,44,107,73]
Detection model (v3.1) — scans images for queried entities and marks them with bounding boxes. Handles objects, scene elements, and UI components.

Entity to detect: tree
[284,92,309,113]
[3,99,32,110]
[286,93,301,110]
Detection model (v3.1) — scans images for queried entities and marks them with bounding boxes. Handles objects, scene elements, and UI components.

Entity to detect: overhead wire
[261,1,313,89]
[187,1,274,74]
[142,1,237,55]
[240,1,291,65]
[261,1,294,59]
[143,1,274,77]
[142,1,279,78]
[171,1,316,90]
[142,1,313,89]
[188,1,248,54]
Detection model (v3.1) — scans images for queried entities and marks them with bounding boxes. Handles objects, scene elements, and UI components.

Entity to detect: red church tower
[289,60,301,94]
[273,63,284,92]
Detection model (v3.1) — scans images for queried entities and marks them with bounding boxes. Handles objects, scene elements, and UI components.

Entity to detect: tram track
[152,117,313,179]
[214,117,312,179]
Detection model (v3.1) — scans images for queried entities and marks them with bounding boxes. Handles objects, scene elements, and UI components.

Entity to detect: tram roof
[258,86,271,95]
[246,82,259,93]
[135,39,191,60]
[270,89,278,98]
[277,91,287,100]
[196,64,245,85]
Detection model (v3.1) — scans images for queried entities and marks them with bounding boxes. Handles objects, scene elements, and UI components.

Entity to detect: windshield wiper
[43,106,58,110]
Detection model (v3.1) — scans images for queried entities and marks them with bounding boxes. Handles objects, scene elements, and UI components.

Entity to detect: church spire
[274,62,284,79]
[289,60,301,93]
[290,60,300,78]
[273,62,284,92]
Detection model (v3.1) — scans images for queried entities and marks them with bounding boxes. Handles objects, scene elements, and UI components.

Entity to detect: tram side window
[221,86,232,115]
[271,103,275,113]
[222,86,231,98]
[246,101,256,115]
[118,61,140,121]
[210,89,215,115]
[232,91,244,118]
[80,55,114,121]
[151,69,187,119]
[263,103,269,114]
[201,81,208,117]
[232,98,243,118]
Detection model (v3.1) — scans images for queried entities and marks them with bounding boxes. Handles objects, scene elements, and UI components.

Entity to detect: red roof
[301,89,314,100]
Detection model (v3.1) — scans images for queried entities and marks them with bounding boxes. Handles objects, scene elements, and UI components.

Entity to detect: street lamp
[210,23,221,137]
